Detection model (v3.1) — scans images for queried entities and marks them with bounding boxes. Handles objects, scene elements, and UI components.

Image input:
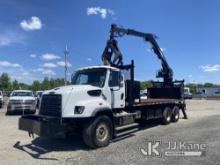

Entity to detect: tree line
[0,73,68,92]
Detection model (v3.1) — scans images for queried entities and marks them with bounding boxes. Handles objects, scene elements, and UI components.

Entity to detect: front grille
[24,100,35,105]
[10,100,35,105]
[10,100,23,104]
[40,94,62,117]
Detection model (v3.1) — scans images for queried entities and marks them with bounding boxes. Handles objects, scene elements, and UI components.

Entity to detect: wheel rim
[165,109,171,122]
[167,114,171,121]
[96,123,108,142]
[174,109,179,120]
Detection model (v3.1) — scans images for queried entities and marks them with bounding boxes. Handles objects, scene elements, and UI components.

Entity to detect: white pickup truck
[7,90,36,115]
[0,91,3,108]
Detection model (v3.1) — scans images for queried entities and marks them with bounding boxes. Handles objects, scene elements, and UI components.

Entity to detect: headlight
[74,106,85,114]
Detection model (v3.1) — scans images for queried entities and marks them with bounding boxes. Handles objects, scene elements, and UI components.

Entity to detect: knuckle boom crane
[102,24,174,86]
[102,24,186,118]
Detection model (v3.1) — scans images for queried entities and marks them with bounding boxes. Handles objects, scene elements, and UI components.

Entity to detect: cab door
[108,70,125,109]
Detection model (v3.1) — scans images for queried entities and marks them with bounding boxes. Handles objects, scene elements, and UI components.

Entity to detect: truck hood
[9,96,35,101]
[41,84,108,118]
[44,85,101,95]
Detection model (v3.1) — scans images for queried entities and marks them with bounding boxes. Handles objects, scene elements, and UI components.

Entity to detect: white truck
[7,90,36,115]
[19,24,187,148]
[184,87,192,99]
[19,65,186,148]
[0,90,3,108]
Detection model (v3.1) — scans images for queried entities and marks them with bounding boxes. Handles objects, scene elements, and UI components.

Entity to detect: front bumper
[8,104,36,112]
[19,115,64,137]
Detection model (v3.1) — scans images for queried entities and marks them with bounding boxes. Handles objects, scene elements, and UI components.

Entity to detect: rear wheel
[82,115,113,148]
[171,106,180,122]
[161,107,172,125]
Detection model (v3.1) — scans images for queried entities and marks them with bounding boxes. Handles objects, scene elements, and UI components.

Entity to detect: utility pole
[64,45,69,86]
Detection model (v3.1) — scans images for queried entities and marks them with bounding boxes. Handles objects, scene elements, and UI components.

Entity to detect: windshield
[11,92,33,97]
[72,68,106,87]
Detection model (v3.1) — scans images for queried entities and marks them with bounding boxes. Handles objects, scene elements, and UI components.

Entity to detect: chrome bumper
[8,104,36,111]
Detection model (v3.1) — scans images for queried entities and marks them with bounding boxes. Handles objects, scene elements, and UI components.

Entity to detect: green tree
[42,77,51,90]
[140,81,153,90]
[12,80,20,90]
[32,80,41,91]
[204,83,214,88]
[185,83,197,94]
[0,73,11,91]
[19,83,30,90]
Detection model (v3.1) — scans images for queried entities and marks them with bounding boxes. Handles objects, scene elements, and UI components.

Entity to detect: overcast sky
[0,0,220,84]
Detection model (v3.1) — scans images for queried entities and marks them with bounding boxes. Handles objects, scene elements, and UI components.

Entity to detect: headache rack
[39,94,62,117]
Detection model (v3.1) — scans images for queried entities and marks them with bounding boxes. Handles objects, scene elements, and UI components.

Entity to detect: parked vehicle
[0,91,3,108]
[35,91,43,108]
[7,90,36,115]
[140,93,148,100]
[184,87,192,99]
[19,24,187,148]
[140,89,148,100]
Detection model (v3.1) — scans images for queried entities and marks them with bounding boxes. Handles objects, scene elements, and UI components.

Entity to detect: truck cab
[71,66,126,110]
[39,66,126,118]
[184,87,192,99]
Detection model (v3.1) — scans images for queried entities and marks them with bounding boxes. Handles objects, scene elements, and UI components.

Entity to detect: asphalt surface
[0,99,220,165]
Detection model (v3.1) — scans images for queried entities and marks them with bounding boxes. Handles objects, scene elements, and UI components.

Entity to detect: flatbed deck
[135,98,182,106]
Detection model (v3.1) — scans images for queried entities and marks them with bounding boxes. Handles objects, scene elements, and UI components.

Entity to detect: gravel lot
[0,99,220,165]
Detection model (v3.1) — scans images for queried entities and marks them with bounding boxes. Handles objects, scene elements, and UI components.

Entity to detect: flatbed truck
[19,24,187,148]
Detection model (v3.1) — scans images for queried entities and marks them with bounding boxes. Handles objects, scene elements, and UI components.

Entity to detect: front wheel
[82,115,113,148]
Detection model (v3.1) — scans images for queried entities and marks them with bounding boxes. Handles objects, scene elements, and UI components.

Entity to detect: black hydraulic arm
[102,24,174,85]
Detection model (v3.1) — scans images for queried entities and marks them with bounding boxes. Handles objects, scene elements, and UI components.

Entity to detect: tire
[171,106,180,122]
[82,115,113,148]
[161,107,172,125]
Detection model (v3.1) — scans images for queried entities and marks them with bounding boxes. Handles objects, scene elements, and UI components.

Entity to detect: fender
[91,108,112,117]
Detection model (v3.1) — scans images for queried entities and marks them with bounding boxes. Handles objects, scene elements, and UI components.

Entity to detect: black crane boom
[102,24,174,86]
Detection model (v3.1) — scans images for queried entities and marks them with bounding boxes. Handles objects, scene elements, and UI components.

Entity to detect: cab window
[109,71,120,87]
